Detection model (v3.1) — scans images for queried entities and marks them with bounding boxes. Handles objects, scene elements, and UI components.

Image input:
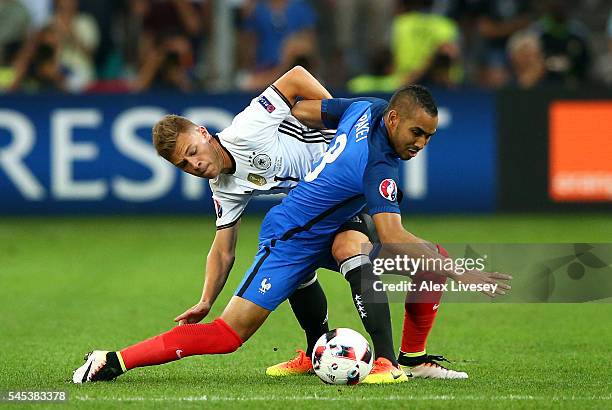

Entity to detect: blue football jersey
[260,97,402,247]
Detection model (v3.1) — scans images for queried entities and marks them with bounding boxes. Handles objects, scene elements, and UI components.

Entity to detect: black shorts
[335,211,379,244]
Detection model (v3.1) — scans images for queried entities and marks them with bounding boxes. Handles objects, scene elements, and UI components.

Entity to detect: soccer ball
[311,328,373,385]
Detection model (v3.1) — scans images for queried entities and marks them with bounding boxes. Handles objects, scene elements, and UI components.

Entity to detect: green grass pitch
[1,213,611,409]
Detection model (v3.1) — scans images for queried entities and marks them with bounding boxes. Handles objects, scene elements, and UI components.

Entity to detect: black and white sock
[341,254,398,366]
[288,274,329,357]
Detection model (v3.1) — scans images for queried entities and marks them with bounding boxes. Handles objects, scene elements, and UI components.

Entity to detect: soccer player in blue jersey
[73,86,511,384]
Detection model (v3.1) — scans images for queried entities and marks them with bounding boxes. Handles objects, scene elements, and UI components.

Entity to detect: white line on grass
[75,395,612,402]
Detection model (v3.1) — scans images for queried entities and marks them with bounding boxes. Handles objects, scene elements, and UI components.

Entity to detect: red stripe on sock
[400,244,448,354]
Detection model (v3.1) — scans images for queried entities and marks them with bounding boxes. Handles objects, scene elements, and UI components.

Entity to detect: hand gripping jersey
[210,85,335,229]
[235,97,403,310]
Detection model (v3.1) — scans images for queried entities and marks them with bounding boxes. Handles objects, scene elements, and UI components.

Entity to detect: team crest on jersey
[258,96,276,113]
[251,153,271,170]
[213,198,223,218]
[379,179,397,202]
[247,173,267,186]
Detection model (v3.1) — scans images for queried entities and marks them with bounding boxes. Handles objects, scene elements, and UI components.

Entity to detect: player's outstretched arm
[293,96,387,130]
[174,222,240,324]
[372,213,512,298]
[273,66,332,106]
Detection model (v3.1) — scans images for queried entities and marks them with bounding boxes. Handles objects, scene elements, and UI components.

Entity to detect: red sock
[400,244,448,356]
[118,318,243,370]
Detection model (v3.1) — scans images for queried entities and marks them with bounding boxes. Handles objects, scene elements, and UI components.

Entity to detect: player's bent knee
[412,244,450,284]
[220,296,271,342]
[212,319,243,353]
[332,230,371,264]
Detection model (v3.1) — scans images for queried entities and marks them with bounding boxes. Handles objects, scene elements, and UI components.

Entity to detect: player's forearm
[274,66,332,105]
[292,66,332,101]
[292,100,325,129]
[134,54,162,91]
[199,225,239,305]
[200,248,235,305]
[378,229,458,280]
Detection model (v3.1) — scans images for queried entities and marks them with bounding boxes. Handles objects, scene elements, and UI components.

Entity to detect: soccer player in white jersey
[151,66,407,382]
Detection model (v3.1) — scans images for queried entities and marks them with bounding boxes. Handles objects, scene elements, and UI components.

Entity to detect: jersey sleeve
[220,85,292,145]
[211,191,251,230]
[321,97,388,129]
[363,159,401,216]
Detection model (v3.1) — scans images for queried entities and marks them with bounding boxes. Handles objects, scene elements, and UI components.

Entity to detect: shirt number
[304,134,347,182]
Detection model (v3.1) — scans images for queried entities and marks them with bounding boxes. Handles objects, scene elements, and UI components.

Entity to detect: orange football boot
[265,350,314,376]
[361,357,408,384]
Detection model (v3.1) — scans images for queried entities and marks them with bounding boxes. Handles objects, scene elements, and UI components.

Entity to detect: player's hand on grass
[174,301,212,325]
[454,270,512,298]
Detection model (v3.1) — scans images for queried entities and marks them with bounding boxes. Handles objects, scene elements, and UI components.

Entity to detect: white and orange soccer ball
[311,328,373,385]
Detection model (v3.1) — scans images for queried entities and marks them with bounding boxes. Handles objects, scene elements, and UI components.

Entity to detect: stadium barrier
[0,90,496,215]
[497,87,612,211]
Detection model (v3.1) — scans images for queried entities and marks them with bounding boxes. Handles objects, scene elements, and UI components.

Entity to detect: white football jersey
[210,85,335,229]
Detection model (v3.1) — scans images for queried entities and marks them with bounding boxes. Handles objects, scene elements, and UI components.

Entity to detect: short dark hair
[386,85,438,118]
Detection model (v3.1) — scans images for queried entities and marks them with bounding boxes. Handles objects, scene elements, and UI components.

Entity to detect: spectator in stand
[507,29,549,89]
[237,0,317,90]
[132,0,206,91]
[51,0,100,92]
[534,0,591,87]
[418,42,462,88]
[347,47,399,93]
[20,0,53,31]
[134,33,195,92]
[0,0,30,64]
[9,25,66,92]
[120,0,147,81]
[332,0,395,80]
[595,9,612,85]
[390,0,462,88]
[0,0,31,90]
[472,0,532,88]
[79,1,125,81]
[136,0,202,55]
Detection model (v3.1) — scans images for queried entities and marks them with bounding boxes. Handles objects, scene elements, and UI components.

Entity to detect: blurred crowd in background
[0,0,610,94]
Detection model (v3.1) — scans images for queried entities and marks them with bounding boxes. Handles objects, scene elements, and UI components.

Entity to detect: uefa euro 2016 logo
[379,179,397,202]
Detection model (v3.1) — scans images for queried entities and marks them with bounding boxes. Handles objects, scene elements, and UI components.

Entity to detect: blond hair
[152,114,197,161]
